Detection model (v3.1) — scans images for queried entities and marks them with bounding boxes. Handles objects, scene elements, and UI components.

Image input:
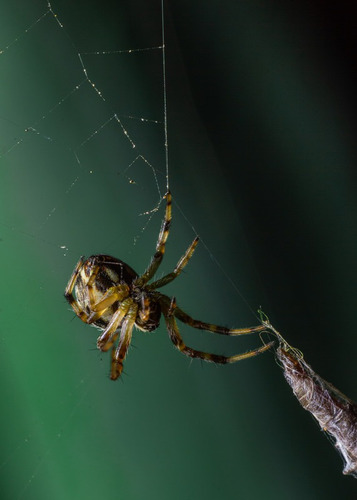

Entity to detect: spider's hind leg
[162,298,273,365]
[160,294,266,337]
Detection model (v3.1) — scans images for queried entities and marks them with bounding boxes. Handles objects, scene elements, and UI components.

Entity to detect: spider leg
[87,284,130,323]
[64,256,91,322]
[148,236,199,290]
[97,297,133,351]
[136,191,172,285]
[162,298,273,364]
[110,303,138,380]
[65,256,85,294]
[159,294,266,336]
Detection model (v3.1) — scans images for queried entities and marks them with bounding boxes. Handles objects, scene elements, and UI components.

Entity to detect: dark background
[1,1,356,498]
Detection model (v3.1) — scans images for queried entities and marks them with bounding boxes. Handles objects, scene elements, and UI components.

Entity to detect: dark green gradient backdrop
[1,1,356,499]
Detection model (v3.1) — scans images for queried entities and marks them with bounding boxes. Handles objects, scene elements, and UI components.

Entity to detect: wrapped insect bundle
[277,345,357,478]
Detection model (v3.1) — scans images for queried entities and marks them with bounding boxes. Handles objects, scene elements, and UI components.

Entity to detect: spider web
[1,1,168,252]
[0,2,270,498]
[4,1,356,499]
[1,2,168,498]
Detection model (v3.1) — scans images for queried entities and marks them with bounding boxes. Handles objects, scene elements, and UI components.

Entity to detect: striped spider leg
[65,191,272,380]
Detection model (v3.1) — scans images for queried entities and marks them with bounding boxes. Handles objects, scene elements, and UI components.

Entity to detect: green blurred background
[1,1,357,498]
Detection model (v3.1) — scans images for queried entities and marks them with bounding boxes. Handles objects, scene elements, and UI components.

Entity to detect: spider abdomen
[72,254,139,331]
[85,254,138,286]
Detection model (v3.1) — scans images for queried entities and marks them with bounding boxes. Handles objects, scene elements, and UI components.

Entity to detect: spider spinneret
[65,191,273,380]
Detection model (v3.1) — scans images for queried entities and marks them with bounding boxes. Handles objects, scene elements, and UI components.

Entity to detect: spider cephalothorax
[65,191,273,380]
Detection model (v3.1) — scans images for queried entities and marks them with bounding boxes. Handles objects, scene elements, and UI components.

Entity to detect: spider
[65,191,273,380]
